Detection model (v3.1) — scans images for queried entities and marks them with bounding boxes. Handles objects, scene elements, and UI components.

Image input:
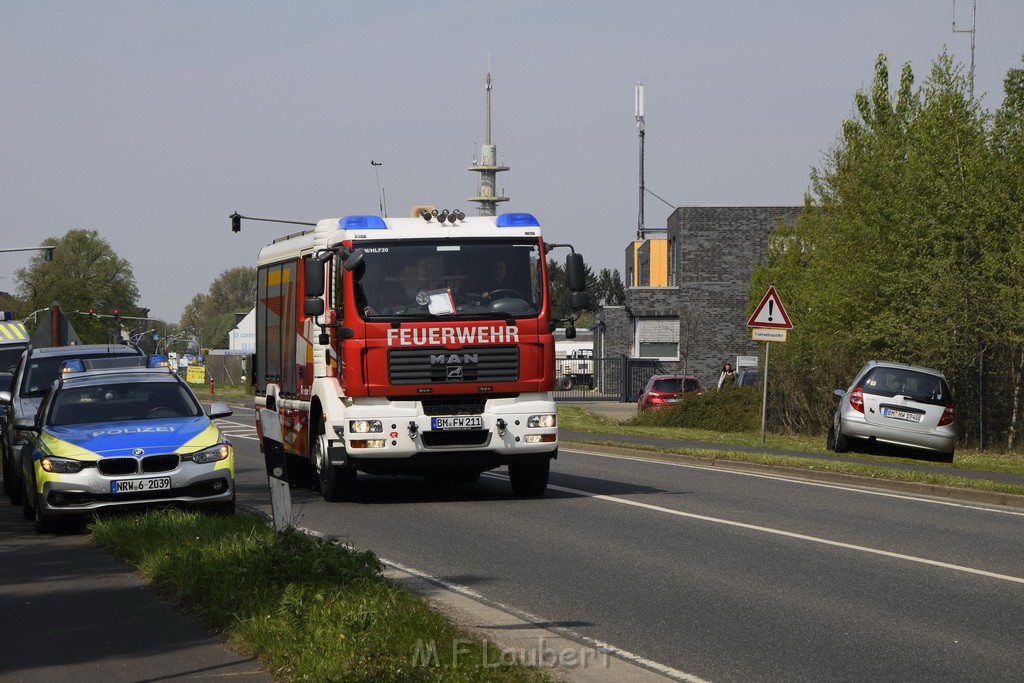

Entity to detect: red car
[638,374,704,411]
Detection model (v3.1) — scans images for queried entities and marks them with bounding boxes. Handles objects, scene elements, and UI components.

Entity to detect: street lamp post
[0,246,56,261]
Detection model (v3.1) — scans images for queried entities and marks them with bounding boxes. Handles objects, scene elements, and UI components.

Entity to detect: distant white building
[229,308,256,352]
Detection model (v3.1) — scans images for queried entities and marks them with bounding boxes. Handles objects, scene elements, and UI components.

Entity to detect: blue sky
[2,1,1022,322]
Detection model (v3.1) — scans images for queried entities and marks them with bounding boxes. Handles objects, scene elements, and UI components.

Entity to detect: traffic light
[230,212,241,233]
[113,309,120,322]
[88,309,94,319]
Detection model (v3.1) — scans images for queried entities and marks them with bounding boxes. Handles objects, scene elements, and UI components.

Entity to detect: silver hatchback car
[828,360,956,460]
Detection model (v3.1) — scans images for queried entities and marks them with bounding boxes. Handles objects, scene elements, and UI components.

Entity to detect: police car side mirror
[207,403,233,419]
[14,416,39,431]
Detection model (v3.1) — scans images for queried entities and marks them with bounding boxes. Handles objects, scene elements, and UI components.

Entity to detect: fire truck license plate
[431,416,484,430]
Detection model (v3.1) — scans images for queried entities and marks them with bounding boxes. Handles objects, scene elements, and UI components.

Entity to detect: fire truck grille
[420,398,489,416]
[421,430,491,448]
[388,346,519,385]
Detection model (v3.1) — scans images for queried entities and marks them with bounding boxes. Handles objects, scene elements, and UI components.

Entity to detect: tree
[750,49,1022,443]
[179,267,257,350]
[593,268,626,307]
[13,229,140,343]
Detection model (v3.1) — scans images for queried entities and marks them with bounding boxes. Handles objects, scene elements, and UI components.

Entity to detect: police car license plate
[111,477,172,493]
[431,416,483,430]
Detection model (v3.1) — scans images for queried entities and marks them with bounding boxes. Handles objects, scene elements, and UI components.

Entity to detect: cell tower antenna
[953,0,977,97]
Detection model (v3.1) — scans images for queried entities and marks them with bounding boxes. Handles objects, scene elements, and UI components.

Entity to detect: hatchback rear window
[860,368,951,405]
[652,378,699,393]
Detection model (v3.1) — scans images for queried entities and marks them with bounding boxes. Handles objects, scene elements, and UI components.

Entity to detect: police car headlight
[528,414,556,428]
[185,444,231,464]
[41,456,83,474]
[350,419,383,434]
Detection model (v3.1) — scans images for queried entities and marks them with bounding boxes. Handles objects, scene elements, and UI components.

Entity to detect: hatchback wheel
[833,420,849,453]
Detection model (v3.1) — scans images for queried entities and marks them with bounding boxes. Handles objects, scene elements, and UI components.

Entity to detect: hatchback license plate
[431,416,483,430]
[882,408,922,423]
[111,477,172,494]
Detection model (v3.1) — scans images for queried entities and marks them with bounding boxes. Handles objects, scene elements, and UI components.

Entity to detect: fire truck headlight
[350,419,383,434]
[527,414,556,429]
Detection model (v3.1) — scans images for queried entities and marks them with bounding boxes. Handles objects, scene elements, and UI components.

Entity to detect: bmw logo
[133,448,145,456]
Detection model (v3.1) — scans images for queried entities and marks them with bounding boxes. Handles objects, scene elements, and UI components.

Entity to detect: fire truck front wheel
[314,432,356,502]
[508,458,550,497]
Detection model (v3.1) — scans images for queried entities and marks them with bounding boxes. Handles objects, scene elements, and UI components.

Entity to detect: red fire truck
[254,206,588,501]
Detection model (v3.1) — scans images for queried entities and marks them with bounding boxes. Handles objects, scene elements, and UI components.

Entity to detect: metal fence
[554,356,667,403]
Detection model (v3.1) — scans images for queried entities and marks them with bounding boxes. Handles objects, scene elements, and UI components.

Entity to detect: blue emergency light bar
[496,213,540,228]
[340,216,387,230]
[0,311,14,321]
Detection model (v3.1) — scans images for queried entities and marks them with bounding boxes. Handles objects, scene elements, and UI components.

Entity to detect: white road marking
[485,471,1024,586]
[381,557,710,683]
[568,447,1024,518]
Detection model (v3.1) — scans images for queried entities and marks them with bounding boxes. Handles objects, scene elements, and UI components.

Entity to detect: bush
[629,387,762,432]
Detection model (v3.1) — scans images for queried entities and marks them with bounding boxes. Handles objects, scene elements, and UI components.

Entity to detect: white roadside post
[747,286,794,444]
[258,408,292,532]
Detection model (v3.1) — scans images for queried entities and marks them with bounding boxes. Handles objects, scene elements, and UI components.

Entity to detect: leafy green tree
[178,267,257,350]
[13,229,140,343]
[750,50,1022,443]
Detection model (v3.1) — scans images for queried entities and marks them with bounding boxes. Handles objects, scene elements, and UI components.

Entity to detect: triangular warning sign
[747,286,793,329]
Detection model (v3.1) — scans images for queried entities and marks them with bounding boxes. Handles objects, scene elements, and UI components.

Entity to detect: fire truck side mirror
[304,257,326,297]
[566,252,586,292]
[570,291,590,311]
[304,298,325,317]
[343,249,365,271]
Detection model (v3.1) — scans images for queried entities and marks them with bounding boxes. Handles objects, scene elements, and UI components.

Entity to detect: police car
[15,358,235,533]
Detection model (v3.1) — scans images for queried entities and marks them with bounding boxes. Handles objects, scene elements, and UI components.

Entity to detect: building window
[635,317,679,360]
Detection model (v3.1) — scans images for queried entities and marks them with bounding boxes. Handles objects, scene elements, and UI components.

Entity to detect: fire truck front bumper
[325,393,558,471]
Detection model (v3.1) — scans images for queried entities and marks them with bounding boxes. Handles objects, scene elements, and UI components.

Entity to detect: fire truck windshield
[353,240,544,320]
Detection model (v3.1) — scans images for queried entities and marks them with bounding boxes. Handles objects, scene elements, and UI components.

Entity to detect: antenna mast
[467,70,510,216]
[953,0,977,97]
[636,81,645,240]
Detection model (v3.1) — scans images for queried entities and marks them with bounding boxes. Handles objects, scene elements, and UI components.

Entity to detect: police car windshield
[22,353,139,397]
[49,380,202,425]
[353,240,544,320]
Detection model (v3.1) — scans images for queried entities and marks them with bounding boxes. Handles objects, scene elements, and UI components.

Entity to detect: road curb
[561,440,1024,510]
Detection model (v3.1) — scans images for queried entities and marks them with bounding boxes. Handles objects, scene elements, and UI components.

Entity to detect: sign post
[258,408,292,532]
[747,286,793,444]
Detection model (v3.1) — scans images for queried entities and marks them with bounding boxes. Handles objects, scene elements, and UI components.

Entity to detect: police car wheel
[9,468,23,506]
[34,496,57,534]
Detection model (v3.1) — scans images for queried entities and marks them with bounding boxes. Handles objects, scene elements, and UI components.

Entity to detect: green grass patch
[90,510,550,682]
[557,402,1024,497]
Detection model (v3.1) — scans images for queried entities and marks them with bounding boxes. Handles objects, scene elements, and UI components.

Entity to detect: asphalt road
[224,404,1024,682]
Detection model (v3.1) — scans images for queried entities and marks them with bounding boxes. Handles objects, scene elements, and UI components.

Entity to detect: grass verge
[558,405,1024,498]
[90,509,550,682]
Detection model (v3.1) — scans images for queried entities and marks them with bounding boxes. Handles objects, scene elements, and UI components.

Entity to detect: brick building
[593,206,801,395]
